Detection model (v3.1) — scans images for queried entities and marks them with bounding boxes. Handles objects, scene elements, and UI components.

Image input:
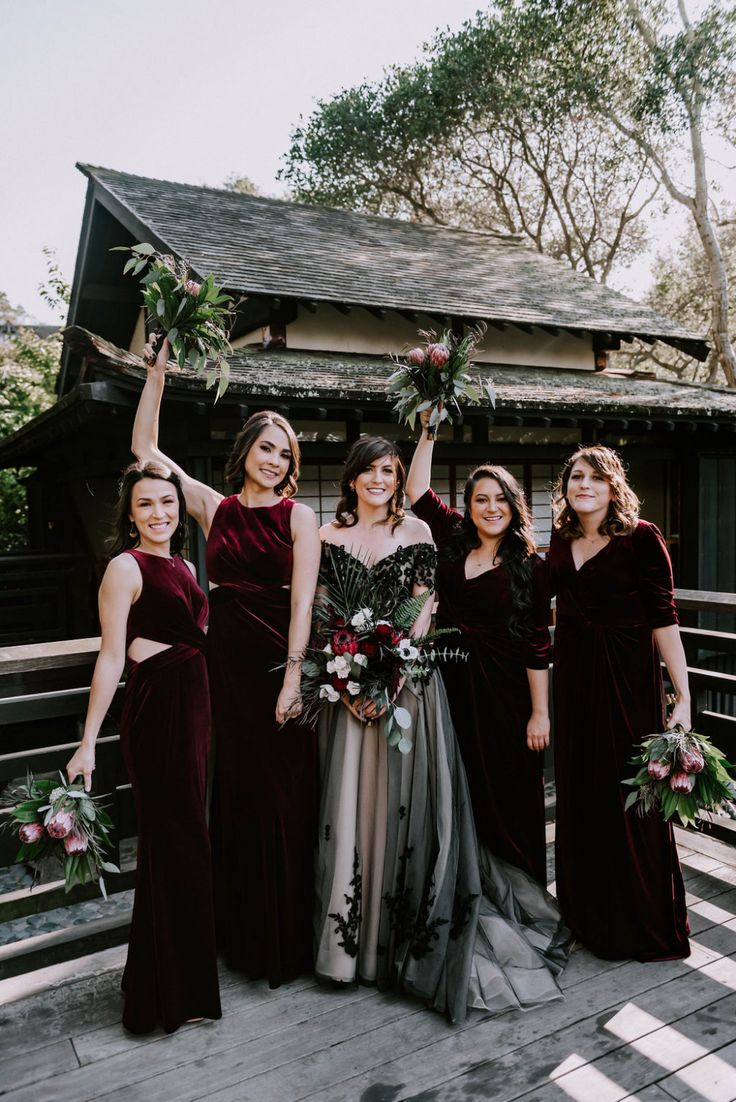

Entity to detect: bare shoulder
[401,515,434,545]
[101,553,141,601]
[183,559,198,579]
[290,501,319,535]
[319,520,343,543]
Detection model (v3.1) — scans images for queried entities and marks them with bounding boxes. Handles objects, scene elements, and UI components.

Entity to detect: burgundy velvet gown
[549,520,689,961]
[412,489,550,884]
[120,549,221,1034]
[206,496,317,986]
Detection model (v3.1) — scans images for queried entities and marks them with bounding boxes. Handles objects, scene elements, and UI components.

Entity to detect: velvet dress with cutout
[120,549,221,1034]
[206,495,317,987]
[549,520,689,961]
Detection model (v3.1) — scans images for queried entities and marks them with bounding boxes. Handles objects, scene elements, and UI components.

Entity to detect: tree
[520,0,736,385]
[617,205,736,382]
[282,6,664,284]
[222,173,260,196]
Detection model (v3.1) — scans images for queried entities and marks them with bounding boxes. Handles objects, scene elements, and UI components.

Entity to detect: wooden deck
[1,829,736,1102]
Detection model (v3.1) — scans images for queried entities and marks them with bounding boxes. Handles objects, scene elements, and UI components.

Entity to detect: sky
[0,0,726,324]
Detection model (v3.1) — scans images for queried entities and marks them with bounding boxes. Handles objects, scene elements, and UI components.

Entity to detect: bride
[314,435,569,1023]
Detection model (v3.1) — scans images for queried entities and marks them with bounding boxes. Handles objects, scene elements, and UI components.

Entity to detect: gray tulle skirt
[314,672,570,1023]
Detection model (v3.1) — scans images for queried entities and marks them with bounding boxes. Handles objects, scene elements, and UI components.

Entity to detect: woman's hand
[666,697,692,732]
[341,694,387,723]
[526,712,550,752]
[142,333,170,371]
[275,685,303,725]
[66,742,96,792]
[418,403,442,437]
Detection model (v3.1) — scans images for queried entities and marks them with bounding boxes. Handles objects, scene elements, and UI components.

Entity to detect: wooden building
[1,164,735,642]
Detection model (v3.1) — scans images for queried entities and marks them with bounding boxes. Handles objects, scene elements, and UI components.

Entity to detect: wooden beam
[602,418,629,432]
[539,324,560,337]
[513,321,535,335]
[397,309,417,323]
[490,320,507,332]
[238,404,249,421]
[365,306,387,320]
[332,302,352,316]
[299,299,318,313]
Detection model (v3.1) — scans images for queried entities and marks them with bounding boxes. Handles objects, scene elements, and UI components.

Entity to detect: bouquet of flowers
[624,725,736,828]
[112,242,236,399]
[2,772,119,897]
[387,324,495,438]
[300,546,465,752]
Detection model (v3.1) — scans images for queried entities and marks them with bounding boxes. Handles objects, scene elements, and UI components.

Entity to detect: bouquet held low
[624,725,736,828]
[388,324,494,437]
[2,772,119,896]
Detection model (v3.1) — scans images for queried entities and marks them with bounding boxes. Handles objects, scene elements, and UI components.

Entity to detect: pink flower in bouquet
[18,821,44,845]
[64,829,89,855]
[332,629,359,656]
[669,771,696,794]
[679,747,705,774]
[46,810,74,839]
[184,279,201,297]
[647,759,671,781]
[427,343,450,368]
[406,347,426,366]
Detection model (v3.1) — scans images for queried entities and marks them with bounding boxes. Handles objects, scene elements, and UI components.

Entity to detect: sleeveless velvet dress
[549,521,690,961]
[412,489,550,883]
[206,496,317,987]
[120,549,221,1034]
[314,541,569,1024]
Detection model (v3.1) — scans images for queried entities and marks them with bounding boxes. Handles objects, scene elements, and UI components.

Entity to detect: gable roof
[78,164,708,360]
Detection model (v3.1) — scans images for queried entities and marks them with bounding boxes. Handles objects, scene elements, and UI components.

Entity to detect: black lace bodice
[320,540,436,619]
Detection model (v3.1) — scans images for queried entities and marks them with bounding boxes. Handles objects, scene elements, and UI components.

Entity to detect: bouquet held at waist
[2,772,119,897]
[388,323,495,438]
[624,725,736,828]
[300,546,466,753]
[113,241,236,399]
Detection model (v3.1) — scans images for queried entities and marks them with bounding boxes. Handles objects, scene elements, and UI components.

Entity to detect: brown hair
[552,445,640,539]
[224,410,301,496]
[334,436,406,530]
[110,461,188,557]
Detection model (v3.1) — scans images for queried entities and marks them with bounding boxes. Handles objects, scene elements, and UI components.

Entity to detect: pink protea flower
[427,343,450,368]
[184,279,201,297]
[18,821,44,845]
[670,771,696,794]
[679,747,705,774]
[647,759,671,781]
[63,829,89,855]
[406,347,426,366]
[46,810,74,839]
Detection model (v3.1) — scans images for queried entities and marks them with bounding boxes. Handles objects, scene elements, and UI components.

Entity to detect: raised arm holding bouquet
[113,242,235,398]
[387,323,494,437]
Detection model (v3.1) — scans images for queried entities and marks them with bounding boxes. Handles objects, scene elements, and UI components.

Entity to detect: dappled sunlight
[549,1054,633,1102]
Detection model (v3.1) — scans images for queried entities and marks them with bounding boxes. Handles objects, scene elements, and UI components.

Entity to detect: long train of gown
[314,543,569,1023]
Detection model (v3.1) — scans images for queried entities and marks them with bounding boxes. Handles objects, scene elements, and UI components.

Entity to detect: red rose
[361,641,379,657]
[331,676,348,692]
[391,630,405,646]
[374,623,394,639]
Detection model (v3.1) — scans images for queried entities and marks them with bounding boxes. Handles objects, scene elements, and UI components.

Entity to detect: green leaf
[156,298,166,318]
[133,242,155,255]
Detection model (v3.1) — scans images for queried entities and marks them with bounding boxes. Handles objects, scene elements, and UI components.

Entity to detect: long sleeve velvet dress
[120,549,221,1034]
[412,489,551,884]
[206,496,317,987]
[549,520,689,961]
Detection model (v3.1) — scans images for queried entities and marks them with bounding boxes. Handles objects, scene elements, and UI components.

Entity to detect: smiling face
[243,424,293,492]
[468,477,513,540]
[353,455,397,511]
[566,458,613,518]
[129,477,180,551]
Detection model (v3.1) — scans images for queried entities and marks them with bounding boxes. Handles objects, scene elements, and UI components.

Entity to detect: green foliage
[38,247,71,321]
[0,325,59,551]
[222,173,260,195]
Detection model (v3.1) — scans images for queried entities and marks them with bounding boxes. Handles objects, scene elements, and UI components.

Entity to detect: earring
[129,522,138,538]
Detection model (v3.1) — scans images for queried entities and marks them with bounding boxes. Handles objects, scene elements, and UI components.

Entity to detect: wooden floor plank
[0,1040,79,1094]
[656,1037,736,1102]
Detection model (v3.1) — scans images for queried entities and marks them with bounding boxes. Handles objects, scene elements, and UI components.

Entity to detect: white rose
[346,681,361,696]
[322,643,334,654]
[319,684,340,702]
[353,653,369,667]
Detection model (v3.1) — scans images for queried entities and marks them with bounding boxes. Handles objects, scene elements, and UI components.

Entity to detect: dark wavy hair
[224,410,300,496]
[109,461,188,557]
[552,445,640,539]
[447,465,538,640]
[334,437,406,530]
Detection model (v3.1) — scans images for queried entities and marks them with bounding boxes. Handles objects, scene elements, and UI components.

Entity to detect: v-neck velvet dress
[549,520,689,961]
[206,495,317,987]
[120,549,221,1034]
[412,489,551,884]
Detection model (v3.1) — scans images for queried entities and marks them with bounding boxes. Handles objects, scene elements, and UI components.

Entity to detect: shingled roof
[79,164,708,360]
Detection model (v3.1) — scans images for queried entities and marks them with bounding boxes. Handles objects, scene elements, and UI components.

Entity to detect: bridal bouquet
[112,242,235,399]
[2,772,119,897]
[624,726,736,828]
[387,324,494,438]
[300,546,465,752]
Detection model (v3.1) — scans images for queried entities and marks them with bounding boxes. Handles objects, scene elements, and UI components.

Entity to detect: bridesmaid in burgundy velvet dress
[131,337,321,987]
[550,445,691,961]
[407,410,551,884]
[67,462,221,1033]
